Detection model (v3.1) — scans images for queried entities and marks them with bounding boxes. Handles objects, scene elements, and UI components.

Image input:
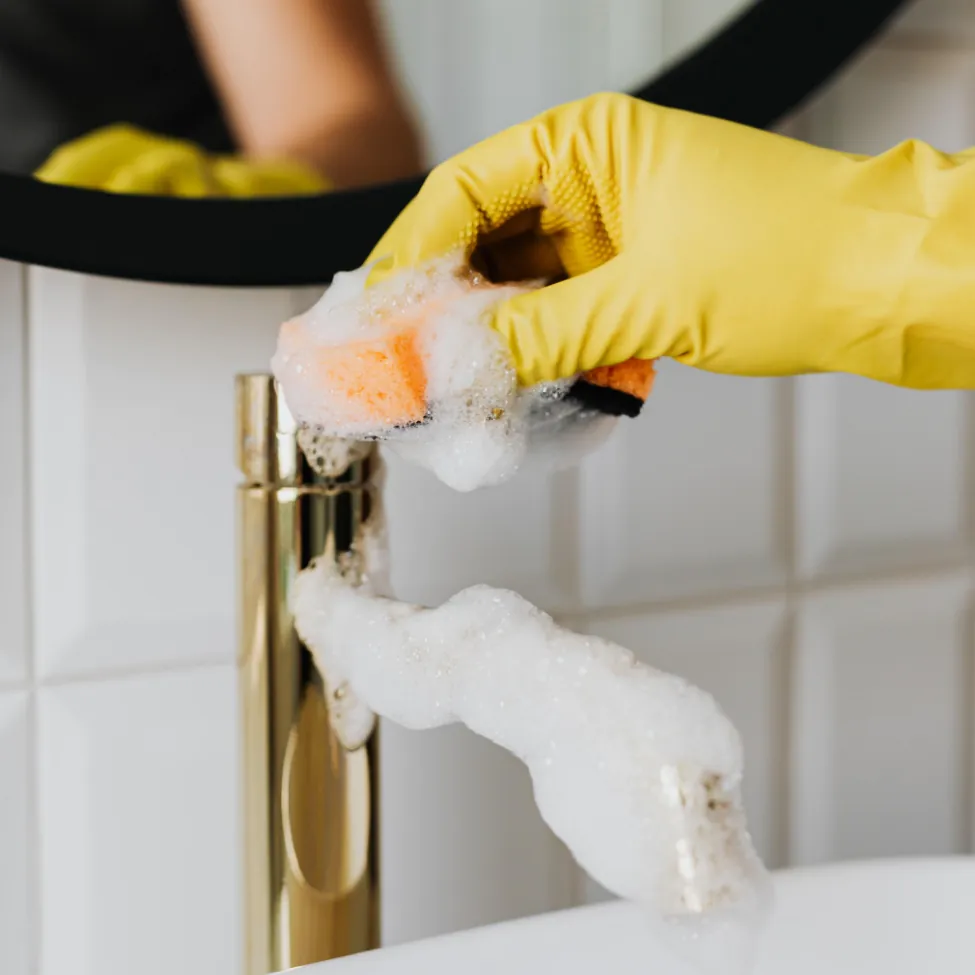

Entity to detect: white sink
[303,857,975,974]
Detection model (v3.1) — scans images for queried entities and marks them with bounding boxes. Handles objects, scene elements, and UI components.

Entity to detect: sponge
[271,259,654,489]
[275,317,430,431]
[276,318,654,432]
[573,359,656,419]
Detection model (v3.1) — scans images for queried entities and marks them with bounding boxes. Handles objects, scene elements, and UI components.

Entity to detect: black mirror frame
[0,0,910,288]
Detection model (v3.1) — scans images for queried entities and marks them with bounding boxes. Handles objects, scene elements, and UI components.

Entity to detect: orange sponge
[277,316,428,428]
[573,359,656,418]
[273,265,656,435]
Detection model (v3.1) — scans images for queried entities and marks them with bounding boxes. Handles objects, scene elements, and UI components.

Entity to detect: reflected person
[0,0,422,194]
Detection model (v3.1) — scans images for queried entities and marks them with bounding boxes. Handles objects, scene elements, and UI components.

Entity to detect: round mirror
[0,0,911,285]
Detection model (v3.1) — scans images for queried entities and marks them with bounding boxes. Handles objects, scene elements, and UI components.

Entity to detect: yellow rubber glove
[35,124,329,197]
[368,92,975,390]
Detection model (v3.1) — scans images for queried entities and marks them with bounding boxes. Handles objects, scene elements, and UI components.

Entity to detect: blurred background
[2,1,975,974]
[0,0,759,192]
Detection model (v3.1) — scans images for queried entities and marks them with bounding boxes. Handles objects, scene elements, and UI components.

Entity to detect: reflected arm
[181,0,424,188]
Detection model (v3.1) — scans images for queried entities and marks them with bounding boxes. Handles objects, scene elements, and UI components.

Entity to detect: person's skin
[180,0,424,188]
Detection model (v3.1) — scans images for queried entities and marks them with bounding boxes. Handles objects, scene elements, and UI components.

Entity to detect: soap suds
[271,258,617,491]
[296,428,374,480]
[292,560,772,971]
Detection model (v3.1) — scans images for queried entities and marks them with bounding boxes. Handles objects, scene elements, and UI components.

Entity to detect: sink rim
[303,855,975,973]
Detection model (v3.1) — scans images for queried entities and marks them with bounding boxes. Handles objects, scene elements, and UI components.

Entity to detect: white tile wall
[384,455,575,612]
[27,268,304,682]
[379,722,574,947]
[790,573,973,865]
[4,1,975,973]
[795,376,971,581]
[36,667,240,975]
[0,691,31,975]
[579,363,789,607]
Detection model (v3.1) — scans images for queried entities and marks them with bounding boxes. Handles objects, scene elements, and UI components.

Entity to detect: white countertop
[299,858,975,975]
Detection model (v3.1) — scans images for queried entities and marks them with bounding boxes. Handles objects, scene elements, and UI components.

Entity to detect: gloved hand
[368,92,975,390]
[35,124,329,197]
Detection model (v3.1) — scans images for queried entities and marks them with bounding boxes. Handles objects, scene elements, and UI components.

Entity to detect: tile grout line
[34,654,236,690]
[21,261,43,975]
[777,97,814,866]
[560,556,975,627]
[24,556,975,693]
[777,369,799,870]
[553,463,588,909]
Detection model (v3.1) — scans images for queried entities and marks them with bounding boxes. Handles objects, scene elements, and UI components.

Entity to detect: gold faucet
[236,374,381,974]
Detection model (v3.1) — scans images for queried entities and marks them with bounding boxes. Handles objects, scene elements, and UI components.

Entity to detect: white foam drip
[271,259,617,491]
[292,561,772,971]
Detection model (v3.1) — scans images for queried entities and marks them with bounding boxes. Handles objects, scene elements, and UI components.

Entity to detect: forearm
[181,0,424,185]
[257,102,423,189]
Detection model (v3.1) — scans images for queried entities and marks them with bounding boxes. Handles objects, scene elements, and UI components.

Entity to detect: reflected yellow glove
[35,124,329,197]
[368,92,975,390]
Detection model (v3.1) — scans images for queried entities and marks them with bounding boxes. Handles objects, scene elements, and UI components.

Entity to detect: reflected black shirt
[0,0,234,174]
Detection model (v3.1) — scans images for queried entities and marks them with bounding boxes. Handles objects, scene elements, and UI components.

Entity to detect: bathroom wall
[1,1,974,974]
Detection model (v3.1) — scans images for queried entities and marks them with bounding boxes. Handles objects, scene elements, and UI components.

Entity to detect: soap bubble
[271,258,618,491]
[292,560,773,961]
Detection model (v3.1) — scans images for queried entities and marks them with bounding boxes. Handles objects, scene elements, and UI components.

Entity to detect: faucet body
[236,374,382,974]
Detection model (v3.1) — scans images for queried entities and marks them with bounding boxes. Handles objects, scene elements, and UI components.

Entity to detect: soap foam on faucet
[292,559,772,973]
[271,259,617,491]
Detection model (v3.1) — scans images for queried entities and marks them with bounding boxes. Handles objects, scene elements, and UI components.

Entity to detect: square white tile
[379,721,575,945]
[579,361,788,608]
[790,573,972,865]
[28,268,304,679]
[795,375,970,580]
[385,451,574,613]
[0,692,30,975]
[36,667,239,975]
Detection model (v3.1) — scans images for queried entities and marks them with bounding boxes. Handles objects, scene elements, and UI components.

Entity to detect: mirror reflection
[0,0,751,198]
